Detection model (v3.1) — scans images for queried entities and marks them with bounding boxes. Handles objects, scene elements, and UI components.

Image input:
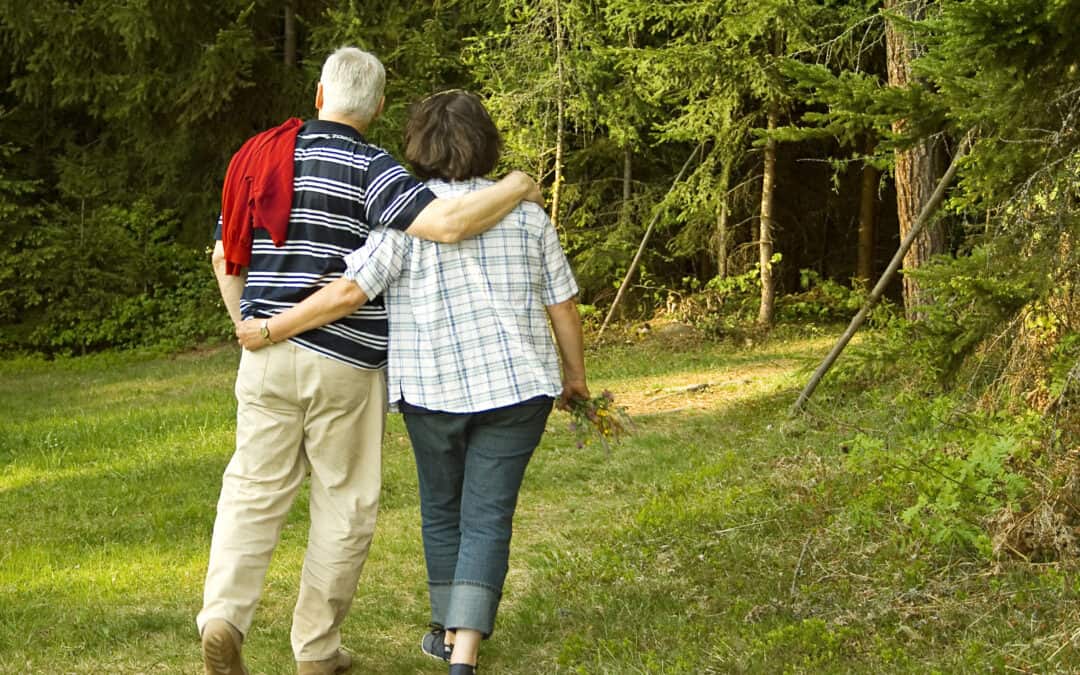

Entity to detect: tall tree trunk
[550,0,565,230]
[757,104,779,327]
[715,158,731,278]
[885,0,945,318]
[622,146,632,220]
[856,135,880,288]
[283,0,297,67]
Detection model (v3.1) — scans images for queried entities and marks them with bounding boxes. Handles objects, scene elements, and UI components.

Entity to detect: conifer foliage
[0,0,1075,371]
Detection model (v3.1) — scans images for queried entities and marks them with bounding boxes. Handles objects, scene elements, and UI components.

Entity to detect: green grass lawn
[3,334,1080,673]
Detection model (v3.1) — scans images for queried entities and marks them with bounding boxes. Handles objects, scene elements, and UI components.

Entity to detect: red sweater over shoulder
[220,117,303,275]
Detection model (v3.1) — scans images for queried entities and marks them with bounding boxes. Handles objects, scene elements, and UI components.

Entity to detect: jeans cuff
[428,580,453,628]
[444,582,501,637]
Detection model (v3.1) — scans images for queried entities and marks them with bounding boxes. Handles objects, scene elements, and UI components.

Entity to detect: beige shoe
[297,649,353,675]
[201,619,249,675]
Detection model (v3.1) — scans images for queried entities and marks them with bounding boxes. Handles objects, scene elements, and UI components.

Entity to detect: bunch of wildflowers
[567,390,634,451]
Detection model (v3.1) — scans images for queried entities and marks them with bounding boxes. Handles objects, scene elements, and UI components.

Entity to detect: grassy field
[3,331,1080,674]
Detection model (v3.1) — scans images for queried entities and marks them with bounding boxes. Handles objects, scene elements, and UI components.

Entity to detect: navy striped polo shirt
[217,119,436,369]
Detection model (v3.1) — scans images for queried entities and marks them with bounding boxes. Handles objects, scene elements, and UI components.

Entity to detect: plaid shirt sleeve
[539,212,579,306]
[343,227,409,299]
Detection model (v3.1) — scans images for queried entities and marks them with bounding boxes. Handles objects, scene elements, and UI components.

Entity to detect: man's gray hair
[320,47,385,125]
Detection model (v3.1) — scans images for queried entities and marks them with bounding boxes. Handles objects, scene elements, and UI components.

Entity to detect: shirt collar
[303,119,367,143]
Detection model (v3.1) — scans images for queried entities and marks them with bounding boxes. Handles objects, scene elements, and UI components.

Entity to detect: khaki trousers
[197,342,385,661]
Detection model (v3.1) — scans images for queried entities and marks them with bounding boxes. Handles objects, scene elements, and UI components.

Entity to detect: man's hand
[509,170,545,208]
[558,377,590,411]
[236,319,269,351]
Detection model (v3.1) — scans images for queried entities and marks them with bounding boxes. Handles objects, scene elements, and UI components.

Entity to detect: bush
[777,269,864,323]
[0,200,232,356]
[842,393,1039,558]
[905,246,1044,379]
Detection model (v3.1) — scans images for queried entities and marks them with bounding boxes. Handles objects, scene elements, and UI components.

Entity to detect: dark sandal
[449,664,477,675]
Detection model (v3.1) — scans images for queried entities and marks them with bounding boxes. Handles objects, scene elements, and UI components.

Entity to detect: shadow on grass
[1,453,226,562]
[0,349,238,426]
[0,589,196,672]
[0,400,233,474]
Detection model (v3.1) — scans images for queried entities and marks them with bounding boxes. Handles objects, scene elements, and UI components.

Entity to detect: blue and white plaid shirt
[344,177,579,413]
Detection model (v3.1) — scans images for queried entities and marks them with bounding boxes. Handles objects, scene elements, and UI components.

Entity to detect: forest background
[5,0,1076,356]
[2,0,1080,669]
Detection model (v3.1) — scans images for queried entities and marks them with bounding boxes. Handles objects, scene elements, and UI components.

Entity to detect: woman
[237,90,587,674]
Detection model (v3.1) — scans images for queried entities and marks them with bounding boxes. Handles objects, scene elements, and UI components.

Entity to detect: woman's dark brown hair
[404,90,502,181]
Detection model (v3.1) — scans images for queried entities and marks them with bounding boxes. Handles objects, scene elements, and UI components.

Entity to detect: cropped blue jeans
[402,396,552,637]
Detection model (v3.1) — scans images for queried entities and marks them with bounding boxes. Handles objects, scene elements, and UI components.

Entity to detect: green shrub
[842,394,1039,558]
[905,246,1044,378]
[777,269,864,323]
[0,200,231,356]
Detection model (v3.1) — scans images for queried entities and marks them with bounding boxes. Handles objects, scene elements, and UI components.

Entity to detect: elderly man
[199,48,541,675]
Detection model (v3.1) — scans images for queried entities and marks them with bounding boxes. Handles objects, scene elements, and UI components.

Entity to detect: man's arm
[404,170,543,243]
[236,277,368,350]
[212,240,245,327]
[546,298,589,410]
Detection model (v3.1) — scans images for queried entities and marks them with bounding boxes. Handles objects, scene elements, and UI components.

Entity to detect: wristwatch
[260,319,275,345]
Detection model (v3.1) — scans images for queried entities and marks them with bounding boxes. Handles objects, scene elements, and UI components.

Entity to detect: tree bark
[856,135,880,287]
[715,157,731,278]
[284,0,297,67]
[757,103,779,327]
[885,0,945,318]
[621,146,632,222]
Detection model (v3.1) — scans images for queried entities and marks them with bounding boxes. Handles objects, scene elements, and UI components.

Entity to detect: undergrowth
[3,315,1080,672]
